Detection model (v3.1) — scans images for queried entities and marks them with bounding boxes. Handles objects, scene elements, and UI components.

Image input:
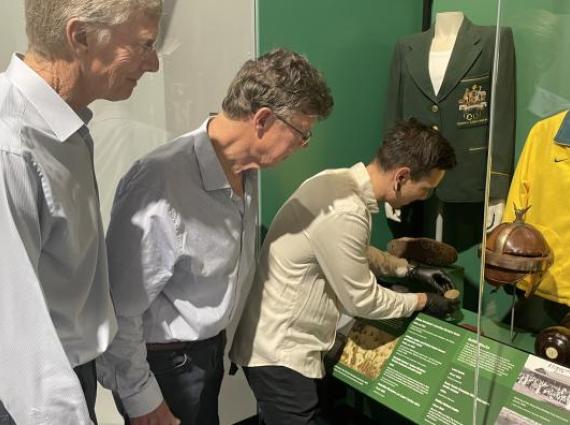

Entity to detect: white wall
[0,1,257,424]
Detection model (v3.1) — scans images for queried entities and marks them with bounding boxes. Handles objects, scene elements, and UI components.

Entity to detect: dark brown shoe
[387,237,458,266]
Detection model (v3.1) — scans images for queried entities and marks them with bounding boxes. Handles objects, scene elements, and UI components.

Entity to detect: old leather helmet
[484,205,553,291]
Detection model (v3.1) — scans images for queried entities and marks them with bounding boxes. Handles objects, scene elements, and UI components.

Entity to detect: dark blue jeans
[118,332,225,425]
[0,360,98,424]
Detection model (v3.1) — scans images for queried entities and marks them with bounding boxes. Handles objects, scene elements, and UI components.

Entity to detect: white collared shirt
[97,119,258,417]
[230,163,417,379]
[0,54,117,425]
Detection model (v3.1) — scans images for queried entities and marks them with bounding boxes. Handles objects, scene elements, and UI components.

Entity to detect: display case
[255,0,570,423]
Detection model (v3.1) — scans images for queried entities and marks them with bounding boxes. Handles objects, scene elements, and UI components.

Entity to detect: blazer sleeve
[383,41,404,137]
[490,26,516,200]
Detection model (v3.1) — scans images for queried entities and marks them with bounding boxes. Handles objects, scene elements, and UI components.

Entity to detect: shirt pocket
[457,74,490,128]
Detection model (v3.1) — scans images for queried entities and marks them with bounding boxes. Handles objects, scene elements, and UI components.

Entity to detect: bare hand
[131,401,181,425]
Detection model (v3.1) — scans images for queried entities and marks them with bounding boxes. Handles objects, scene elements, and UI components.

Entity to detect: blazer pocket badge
[457,75,490,128]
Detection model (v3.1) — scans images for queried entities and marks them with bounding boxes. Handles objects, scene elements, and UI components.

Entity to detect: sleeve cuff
[400,292,420,316]
[120,375,164,418]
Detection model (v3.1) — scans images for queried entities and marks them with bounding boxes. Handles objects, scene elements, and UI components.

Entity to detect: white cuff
[400,292,420,316]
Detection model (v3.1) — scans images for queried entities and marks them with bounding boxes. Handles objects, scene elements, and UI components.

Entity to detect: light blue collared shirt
[0,54,117,425]
[97,119,258,417]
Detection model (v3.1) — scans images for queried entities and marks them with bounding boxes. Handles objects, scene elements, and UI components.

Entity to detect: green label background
[333,314,570,424]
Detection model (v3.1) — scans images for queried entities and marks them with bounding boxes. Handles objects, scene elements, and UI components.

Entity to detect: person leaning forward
[0,1,162,425]
[230,118,460,425]
[96,48,334,425]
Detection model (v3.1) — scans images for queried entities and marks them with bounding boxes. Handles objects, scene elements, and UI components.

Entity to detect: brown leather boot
[387,237,458,266]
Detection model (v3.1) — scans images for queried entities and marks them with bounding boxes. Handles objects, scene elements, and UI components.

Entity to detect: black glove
[423,293,460,318]
[407,265,454,294]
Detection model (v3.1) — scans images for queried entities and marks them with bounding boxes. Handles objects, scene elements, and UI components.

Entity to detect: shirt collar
[194,117,231,192]
[554,110,570,146]
[5,53,89,142]
[349,162,379,213]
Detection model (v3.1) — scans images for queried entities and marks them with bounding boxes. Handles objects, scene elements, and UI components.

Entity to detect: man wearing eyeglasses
[230,118,459,425]
[96,48,333,425]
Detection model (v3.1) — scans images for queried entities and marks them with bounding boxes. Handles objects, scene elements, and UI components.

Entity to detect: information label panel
[332,314,570,424]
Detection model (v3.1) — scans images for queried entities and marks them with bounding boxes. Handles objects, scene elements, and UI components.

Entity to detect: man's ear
[66,19,89,56]
[394,166,411,184]
[252,107,273,139]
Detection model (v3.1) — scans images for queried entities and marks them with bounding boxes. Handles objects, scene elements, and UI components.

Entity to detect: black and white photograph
[513,355,570,411]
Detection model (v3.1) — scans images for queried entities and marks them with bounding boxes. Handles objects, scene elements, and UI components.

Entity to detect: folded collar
[5,54,89,142]
[194,117,231,192]
[350,162,379,213]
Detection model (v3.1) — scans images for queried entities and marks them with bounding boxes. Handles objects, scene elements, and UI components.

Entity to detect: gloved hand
[407,265,454,293]
[423,293,460,317]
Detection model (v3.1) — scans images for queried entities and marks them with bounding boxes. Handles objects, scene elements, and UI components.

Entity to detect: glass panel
[91,0,256,227]
[481,0,570,363]
[482,0,570,422]
[0,1,256,423]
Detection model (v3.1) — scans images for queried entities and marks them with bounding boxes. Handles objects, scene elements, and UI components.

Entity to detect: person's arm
[367,245,454,293]
[96,164,179,423]
[0,152,92,425]
[307,211,420,319]
[366,245,409,277]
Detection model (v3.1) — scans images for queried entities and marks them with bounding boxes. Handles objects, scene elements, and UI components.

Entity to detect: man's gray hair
[25,0,162,58]
[222,48,333,121]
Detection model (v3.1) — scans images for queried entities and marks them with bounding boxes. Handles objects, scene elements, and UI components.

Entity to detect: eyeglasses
[123,37,158,59]
[136,40,158,58]
[274,113,312,147]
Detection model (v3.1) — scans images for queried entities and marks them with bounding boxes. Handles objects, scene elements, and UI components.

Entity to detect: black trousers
[116,332,226,425]
[0,360,98,424]
[243,366,322,425]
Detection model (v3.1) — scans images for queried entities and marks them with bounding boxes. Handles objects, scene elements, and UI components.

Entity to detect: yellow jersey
[503,110,570,306]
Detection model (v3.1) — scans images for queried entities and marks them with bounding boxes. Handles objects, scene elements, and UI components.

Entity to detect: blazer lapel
[437,17,483,102]
[404,28,437,103]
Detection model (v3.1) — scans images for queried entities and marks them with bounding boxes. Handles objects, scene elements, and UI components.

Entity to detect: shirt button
[431,104,439,113]
[432,125,439,131]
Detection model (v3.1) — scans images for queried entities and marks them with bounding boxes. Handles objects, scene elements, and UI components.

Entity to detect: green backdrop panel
[257,0,423,248]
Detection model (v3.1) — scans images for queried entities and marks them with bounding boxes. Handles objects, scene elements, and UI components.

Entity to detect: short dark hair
[222,48,334,121]
[376,118,456,180]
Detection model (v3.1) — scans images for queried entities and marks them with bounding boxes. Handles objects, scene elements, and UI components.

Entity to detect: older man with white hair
[0,1,162,424]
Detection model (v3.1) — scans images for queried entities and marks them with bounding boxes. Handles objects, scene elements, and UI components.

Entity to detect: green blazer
[384,17,515,202]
